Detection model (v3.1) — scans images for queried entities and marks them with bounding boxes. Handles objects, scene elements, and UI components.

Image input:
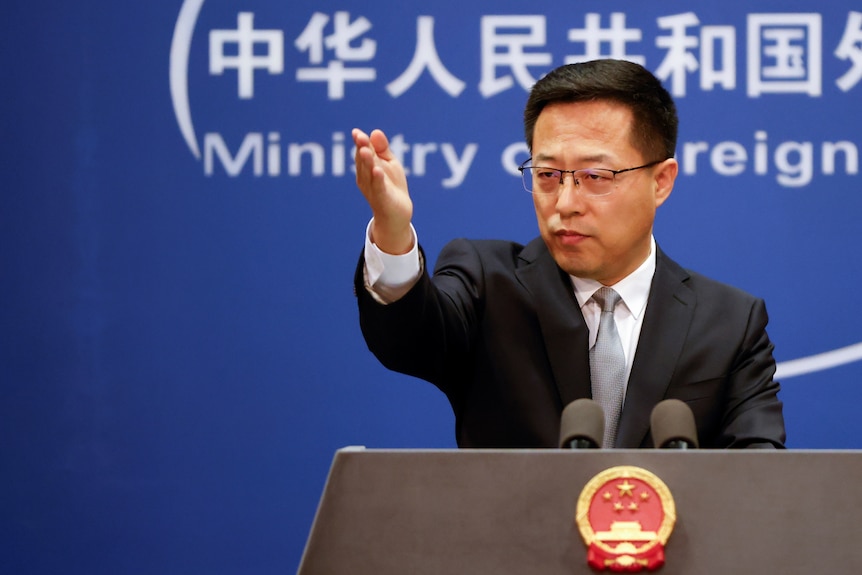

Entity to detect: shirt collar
[570,236,656,319]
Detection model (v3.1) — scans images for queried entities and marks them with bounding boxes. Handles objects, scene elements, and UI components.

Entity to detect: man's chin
[551,254,595,279]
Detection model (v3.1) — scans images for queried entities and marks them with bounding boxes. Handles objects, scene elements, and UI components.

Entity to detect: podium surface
[298,449,861,574]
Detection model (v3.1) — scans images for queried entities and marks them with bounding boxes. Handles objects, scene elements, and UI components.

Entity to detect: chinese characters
[206,10,862,100]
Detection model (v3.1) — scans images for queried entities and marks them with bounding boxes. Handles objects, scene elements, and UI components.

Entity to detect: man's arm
[720,297,786,449]
[355,238,485,394]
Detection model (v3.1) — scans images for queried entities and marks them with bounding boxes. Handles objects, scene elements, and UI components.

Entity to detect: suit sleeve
[718,297,786,448]
[354,239,485,396]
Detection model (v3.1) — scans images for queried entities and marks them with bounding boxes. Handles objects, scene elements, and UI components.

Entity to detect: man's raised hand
[352,128,414,255]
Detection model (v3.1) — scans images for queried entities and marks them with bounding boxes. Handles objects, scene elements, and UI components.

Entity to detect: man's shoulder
[659,250,762,306]
[440,236,546,265]
[687,268,760,302]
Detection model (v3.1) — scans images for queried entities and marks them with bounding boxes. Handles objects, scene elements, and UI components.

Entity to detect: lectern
[298,448,861,574]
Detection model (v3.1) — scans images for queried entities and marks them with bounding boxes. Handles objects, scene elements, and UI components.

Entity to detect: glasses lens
[577,169,615,197]
[524,168,561,194]
[521,167,618,196]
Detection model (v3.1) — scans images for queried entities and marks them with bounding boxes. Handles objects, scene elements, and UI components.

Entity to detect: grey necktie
[590,287,626,448]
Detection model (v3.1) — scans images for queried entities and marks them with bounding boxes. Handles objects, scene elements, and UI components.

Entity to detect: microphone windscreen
[650,399,699,448]
[559,398,604,448]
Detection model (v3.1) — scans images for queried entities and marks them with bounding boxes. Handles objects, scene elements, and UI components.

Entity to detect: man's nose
[555,174,586,214]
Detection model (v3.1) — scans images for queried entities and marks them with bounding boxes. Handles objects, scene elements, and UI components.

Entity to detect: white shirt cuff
[363,219,422,303]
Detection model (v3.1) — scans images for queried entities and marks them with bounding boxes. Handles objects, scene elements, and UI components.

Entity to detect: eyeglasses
[517,158,666,197]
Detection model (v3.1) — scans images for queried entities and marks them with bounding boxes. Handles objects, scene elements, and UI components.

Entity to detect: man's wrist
[363,219,422,301]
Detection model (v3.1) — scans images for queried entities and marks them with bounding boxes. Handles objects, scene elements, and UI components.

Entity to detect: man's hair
[523,59,678,161]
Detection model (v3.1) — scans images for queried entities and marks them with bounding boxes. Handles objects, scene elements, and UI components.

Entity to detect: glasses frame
[517,158,667,196]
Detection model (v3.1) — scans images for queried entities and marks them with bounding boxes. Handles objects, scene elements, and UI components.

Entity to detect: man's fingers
[353,130,375,182]
[353,127,408,208]
[369,129,394,161]
[354,145,386,196]
[352,128,370,148]
[353,128,393,189]
[353,128,394,162]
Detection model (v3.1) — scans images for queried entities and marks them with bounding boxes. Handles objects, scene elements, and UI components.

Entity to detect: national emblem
[576,466,676,571]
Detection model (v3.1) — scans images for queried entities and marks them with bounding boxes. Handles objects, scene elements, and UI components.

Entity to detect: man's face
[530,100,678,285]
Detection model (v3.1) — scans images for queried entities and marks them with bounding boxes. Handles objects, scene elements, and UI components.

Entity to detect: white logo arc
[170,0,206,159]
[775,342,862,379]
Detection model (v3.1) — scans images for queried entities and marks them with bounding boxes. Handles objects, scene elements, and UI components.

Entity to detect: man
[352,59,785,449]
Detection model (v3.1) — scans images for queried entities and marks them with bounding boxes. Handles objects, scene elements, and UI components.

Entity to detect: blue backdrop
[4,1,862,573]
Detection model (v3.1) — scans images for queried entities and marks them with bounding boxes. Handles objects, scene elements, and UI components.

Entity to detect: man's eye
[583,170,612,181]
[536,170,559,179]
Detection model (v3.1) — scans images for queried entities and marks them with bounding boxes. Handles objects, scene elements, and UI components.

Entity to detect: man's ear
[654,158,678,207]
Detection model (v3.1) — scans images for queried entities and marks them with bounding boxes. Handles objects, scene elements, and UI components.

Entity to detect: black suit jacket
[355,237,785,449]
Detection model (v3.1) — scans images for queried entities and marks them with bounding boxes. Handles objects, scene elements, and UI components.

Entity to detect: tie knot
[592,287,621,313]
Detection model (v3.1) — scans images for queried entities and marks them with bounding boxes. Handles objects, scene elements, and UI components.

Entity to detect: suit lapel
[615,249,695,447]
[514,239,592,408]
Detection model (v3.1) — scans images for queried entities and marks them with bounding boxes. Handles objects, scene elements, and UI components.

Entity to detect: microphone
[559,399,604,449]
[650,399,699,449]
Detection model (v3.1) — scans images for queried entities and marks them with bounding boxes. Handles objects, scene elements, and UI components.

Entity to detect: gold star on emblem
[617,480,635,497]
[628,502,639,511]
[603,491,613,501]
[640,491,650,501]
[614,502,624,512]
